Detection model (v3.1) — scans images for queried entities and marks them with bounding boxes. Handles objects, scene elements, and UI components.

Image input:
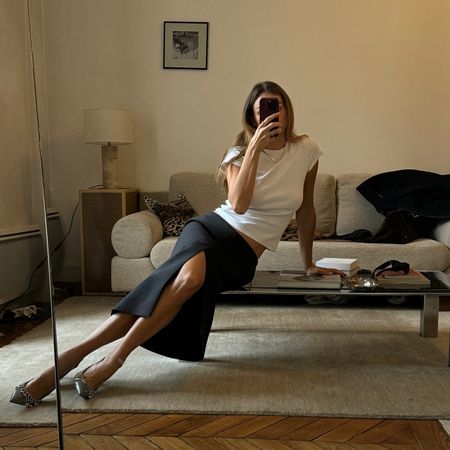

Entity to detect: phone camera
[267,99,278,111]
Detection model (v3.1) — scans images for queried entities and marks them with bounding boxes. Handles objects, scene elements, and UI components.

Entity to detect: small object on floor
[1,305,48,324]
[9,380,41,408]
[12,305,37,319]
[305,295,349,305]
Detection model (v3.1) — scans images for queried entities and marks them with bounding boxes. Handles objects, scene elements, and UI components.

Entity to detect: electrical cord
[13,184,103,300]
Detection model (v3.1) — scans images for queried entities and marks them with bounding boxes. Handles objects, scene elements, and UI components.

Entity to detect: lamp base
[101,145,119,189]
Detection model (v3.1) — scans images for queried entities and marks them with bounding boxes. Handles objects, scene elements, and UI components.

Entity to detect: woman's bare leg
[81,251,206,390]
[24,311,137,400]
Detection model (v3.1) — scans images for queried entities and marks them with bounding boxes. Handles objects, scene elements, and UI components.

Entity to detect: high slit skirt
[112,212,258,361]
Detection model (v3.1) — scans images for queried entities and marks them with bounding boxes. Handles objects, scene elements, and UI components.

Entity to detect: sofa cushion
[112,210,163,259]
[280,174,336,239]
[312,238,450,272]
[151,237,178,268]
[313,173,336,237]
[151,237,450,273]
[169,172,336,238]
[169,172,226,215]
[144,193,196,237]
[111,255,155,292]
[432,220,450,249]
[336,174,385,235]
[247,239,450,272]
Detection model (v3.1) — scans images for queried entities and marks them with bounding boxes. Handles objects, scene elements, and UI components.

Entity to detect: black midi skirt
[112,212,258,361]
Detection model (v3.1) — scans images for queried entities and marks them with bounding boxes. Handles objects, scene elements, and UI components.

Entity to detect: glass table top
[223,270,450,297]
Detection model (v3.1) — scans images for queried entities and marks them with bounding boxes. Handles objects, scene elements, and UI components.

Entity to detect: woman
[10,80,340,407]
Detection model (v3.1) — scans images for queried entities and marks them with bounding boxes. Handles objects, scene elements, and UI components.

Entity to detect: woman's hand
[306,264,346,277]
[225,112,282,214]
[248,112,282,153]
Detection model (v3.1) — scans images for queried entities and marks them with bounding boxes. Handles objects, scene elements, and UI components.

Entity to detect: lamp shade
[83,109,133,145]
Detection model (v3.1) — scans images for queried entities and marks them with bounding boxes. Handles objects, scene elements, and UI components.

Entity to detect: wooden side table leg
[420,294,439,337]
[440,295,450,311]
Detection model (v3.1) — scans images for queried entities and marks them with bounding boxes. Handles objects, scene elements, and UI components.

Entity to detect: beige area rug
[1,296,450,426]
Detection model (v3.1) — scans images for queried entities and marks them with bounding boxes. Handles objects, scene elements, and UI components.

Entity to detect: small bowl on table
[345,270,379,289]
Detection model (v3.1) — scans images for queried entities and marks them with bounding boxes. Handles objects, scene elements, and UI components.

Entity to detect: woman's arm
[296,162,343,275]
[225,149,259,214]
[226,114,281,214]
[296,162,318,271]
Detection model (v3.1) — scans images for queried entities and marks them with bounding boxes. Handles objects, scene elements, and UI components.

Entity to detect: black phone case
[259,98,279,122]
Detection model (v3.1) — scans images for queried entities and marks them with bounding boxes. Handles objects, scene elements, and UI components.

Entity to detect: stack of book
[278,270,342,289]
[376,269,431,289]
[316,258,360,276]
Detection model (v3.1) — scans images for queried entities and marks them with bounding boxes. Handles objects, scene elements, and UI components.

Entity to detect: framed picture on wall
[163,21,209,70]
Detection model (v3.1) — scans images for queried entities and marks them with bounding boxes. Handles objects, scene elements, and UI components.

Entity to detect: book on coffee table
[376,269,431,289]
[279,270,342,289]
[316,258,359,272]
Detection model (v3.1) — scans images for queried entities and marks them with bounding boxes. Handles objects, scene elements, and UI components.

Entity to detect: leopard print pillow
[144,193,196,237]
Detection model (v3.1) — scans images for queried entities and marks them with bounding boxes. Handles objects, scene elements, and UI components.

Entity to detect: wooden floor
[1,412,450,449]
[1,296,450,449]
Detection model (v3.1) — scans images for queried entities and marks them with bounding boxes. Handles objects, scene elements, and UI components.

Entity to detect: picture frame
[163,21,209,70]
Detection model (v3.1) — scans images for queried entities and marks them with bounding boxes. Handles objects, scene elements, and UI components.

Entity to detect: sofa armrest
[431,219,450,249]
[111,210,163,259]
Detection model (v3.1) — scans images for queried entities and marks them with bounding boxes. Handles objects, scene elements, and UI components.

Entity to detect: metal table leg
[420,294,439,337]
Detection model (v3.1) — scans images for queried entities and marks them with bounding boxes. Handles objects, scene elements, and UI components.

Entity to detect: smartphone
[259,98,279,123]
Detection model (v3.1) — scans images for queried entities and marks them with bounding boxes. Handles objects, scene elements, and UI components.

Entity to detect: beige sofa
[111,172,450,292]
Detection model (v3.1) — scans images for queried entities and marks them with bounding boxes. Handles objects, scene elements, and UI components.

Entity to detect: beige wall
[0,0,49,232]
[0,0,33,230]
[42,0,450,279]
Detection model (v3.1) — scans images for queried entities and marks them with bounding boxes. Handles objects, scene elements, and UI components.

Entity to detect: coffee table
[222,270,450,365]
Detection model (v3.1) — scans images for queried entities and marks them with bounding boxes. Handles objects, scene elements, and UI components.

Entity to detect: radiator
[0,211,62,306]
[0,225,45,306]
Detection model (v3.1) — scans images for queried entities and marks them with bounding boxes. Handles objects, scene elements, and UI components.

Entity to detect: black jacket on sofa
[331,169,450,244]
[356,169,450,219]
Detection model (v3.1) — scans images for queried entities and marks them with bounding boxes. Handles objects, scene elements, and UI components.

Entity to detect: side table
[80,188,138,295]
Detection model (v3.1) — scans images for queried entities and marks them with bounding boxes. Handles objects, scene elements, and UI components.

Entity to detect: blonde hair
[217,81,307,189]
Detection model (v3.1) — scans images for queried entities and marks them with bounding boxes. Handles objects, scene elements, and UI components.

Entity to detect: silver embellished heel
[73,360,102,399]
[10,380,41,408]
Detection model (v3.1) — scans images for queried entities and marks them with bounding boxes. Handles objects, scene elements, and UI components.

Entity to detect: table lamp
[83,109,133,188]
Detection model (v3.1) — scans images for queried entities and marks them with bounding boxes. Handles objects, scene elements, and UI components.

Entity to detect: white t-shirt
[214,137,322,251]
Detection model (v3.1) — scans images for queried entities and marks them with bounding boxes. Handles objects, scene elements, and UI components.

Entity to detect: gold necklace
[262,147,286,163]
